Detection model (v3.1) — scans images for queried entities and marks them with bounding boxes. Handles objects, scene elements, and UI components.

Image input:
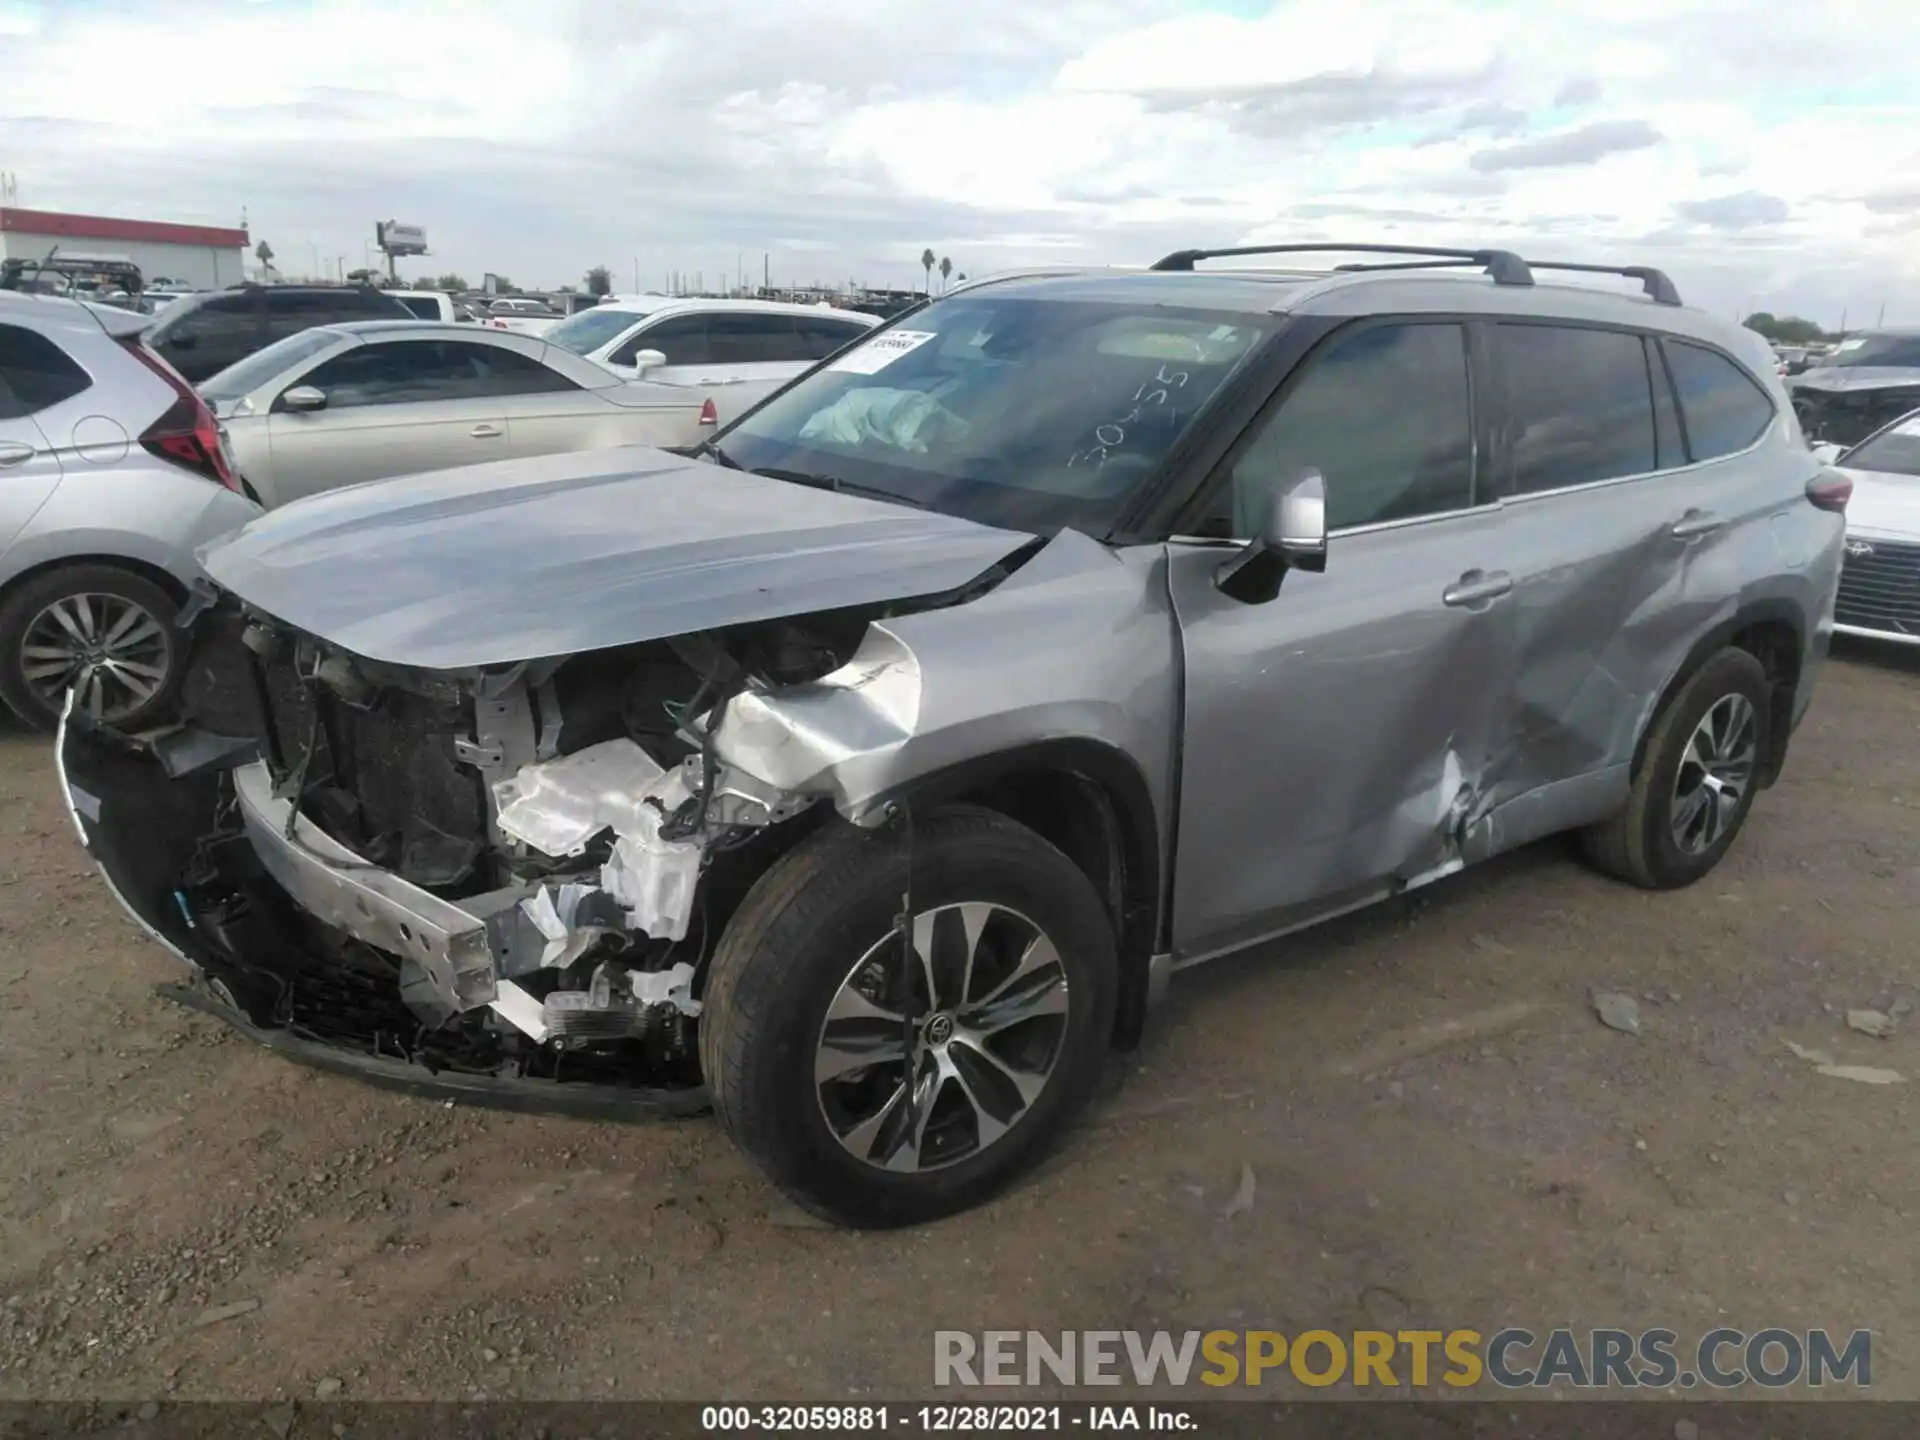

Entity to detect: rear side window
[395,295,441,320]
[1663,340,1775,460]
[1227,321,1474,533]
[704,313,806,365]
[1497,325,1655,493]
[263,290,339,340]
[794,316,871,360]
[0,323,92,418]
[461,344,578,395]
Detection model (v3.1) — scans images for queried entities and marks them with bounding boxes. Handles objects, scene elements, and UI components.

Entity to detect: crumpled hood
[1837,466,1920,539]
[1791,367,1920,395]
[201,445,1034,670]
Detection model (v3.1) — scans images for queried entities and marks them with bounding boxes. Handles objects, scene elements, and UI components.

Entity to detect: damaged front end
[58,598,921,1115]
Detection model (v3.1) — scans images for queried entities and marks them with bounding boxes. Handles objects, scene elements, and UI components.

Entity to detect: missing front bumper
[56,702,709,1116]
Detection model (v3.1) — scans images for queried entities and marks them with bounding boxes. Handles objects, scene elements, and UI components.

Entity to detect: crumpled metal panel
[200,446,1034,669]
[710,531,1181,845]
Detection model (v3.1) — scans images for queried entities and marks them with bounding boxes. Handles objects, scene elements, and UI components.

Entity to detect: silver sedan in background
[200,322,714,508]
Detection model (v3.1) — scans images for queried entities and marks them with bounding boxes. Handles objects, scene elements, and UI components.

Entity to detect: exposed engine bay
[58,592,938,1110]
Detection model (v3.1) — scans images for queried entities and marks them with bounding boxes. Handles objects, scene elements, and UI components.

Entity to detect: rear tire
[700,805,1117,1228]
[0,564,184,732]
[1579,648,1770,889]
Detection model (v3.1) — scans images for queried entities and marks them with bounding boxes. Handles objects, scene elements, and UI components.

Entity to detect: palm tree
[938,256,952,293]
[921,248,936,297]
[254,240,275,279]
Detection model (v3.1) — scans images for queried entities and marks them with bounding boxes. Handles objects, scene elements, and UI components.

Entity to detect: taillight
[1806,472,1852,513]
[119,339,241,492]
[697,398,718,427]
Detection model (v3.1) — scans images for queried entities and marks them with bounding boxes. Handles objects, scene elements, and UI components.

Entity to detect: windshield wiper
[699,441,746,470]
[748,465,929,511]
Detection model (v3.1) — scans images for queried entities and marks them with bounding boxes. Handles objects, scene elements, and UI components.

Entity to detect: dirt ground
[1,640,1916,1406]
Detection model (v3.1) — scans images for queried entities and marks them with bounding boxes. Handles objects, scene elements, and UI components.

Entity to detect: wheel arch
[1632,600,1805,789]
[0,552,191,616]
[863,738,1165,1050]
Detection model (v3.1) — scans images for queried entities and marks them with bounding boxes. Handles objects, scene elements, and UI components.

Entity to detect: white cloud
[0,0,1914,323]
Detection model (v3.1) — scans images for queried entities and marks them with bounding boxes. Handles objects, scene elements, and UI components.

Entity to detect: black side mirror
[1217,469,1328,604]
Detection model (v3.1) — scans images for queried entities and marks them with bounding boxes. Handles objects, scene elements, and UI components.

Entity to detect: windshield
[718,297,1270,533]
[546,307,647,356]
[198,327,342,401]
[1815,334,1920,370]
[1842,413,1920,477]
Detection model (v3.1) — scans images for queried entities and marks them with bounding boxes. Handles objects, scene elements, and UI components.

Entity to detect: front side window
[1839,413,1920,478]
[1220,322,1473,534]
[722,297,1270,534]
[623,315,710,366]
[1498,324,1655,493]
[199,327,343,403]
[152,294,254,347]
[548,307,649,357]
[1664,340,1775,460]
[293,340,503,408]
[0,324,92,418]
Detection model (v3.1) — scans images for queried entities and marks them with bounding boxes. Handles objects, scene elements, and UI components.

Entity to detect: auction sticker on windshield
[831,330,937,374]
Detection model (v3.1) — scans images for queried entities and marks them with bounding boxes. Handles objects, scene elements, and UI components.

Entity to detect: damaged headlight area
[57,601,908,1111]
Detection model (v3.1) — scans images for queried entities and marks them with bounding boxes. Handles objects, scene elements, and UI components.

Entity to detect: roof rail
[1150,243,1534,287]
[1522,259,1682,306]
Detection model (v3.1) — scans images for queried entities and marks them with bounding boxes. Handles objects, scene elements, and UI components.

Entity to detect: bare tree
[585,265,613,297]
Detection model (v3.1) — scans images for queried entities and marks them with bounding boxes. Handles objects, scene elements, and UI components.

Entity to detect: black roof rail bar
[1150,243,1534,287]
[1521,260,1682,306]
[1331,259,1481,273]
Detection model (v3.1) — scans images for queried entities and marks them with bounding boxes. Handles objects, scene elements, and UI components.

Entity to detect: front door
[1167,319,1514,960]
[264,339,510,504]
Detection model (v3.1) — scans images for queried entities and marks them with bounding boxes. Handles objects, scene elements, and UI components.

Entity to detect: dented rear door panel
[1164,504,1515,962]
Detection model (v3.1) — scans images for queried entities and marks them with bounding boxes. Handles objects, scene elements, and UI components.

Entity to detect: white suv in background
[544,298,878,424]
[0,293,259,729]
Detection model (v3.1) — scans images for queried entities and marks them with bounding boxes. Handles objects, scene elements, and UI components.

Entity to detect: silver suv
[58,244,1847,1227]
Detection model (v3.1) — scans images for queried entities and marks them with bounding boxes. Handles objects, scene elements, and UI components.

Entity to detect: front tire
[0,564,184,732]
[700,805,1117,1228]
[1579,648,1771,889]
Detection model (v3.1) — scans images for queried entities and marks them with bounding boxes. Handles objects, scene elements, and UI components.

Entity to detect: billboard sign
[376,221,428,256]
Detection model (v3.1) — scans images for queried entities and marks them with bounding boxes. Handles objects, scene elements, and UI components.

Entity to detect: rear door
[1482,323,1782,827]
[1168,318,1514,959]
[0,323,80,556]
[263,339,509,503]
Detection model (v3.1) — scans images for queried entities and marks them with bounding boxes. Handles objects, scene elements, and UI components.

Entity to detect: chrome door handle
[470,424,503,439]
[1670,510,1720,539]
[1442,569,1513,607]
[0,441,35,468]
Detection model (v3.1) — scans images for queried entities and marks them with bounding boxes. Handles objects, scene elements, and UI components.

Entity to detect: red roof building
[0,207,250,288]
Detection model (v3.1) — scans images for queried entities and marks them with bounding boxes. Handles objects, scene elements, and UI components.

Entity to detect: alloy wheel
[1670,692,1758,855]
[815,902,1070,1174]
[20,592,171,723]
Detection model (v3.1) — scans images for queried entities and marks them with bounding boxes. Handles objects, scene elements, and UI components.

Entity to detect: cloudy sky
[3,0,1918,323]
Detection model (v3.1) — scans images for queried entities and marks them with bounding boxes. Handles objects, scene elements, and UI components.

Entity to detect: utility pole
[1878,302,1886,327]
[763,252,770,297]
[633,255,639,293]
[1840,307,1848,334]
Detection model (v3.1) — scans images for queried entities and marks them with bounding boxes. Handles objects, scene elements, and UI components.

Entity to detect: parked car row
[38,241,1867,1232]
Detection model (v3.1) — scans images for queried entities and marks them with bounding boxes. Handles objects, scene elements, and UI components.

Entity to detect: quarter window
[1225,322,1474,534]
[0,324,92,418]
[1497,325,1655,493]
[1664,340,1775,461]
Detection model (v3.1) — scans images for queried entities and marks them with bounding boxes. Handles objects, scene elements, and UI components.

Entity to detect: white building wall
[0,230,247,289]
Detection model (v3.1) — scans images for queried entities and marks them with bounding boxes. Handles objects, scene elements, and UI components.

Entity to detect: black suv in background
[143,284,414,382]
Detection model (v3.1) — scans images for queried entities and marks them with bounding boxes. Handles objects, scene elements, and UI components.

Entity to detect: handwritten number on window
[1069,364,1192,469]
